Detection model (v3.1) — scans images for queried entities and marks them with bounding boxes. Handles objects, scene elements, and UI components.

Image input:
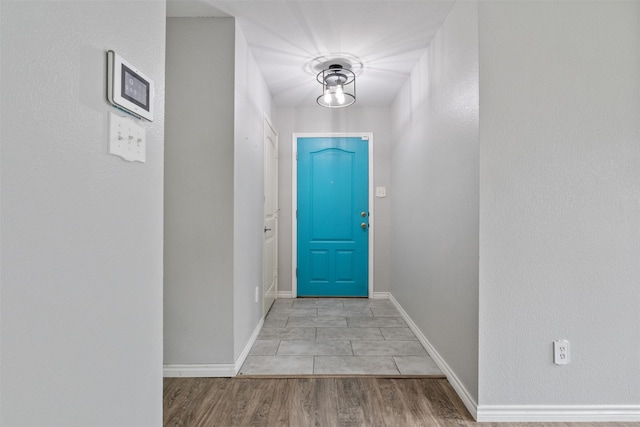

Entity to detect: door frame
[291,132,374,298]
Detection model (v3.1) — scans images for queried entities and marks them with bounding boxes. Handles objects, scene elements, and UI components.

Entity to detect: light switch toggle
[108,112,145,163]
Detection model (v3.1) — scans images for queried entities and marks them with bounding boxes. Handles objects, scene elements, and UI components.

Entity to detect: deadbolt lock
[361,222,368,229]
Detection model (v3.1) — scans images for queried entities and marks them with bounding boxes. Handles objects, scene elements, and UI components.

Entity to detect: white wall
[164,17,235,364]
[478,0,640,409]
[276,107,392,295]
[233,24,275,359]
[389,0,479,404]
[0,1,165,425]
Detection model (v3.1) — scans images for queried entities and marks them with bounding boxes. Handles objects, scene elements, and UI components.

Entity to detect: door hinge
[296,268,298,278]
[296,151,298,160]
[296,210,298,220]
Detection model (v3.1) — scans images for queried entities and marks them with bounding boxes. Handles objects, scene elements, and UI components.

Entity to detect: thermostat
[107,50,154,121]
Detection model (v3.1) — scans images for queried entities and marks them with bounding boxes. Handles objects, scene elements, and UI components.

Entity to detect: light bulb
[323,88,332,104]
[336,85,345,104]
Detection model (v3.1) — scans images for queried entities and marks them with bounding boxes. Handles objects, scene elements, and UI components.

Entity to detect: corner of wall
[388,0,479,407]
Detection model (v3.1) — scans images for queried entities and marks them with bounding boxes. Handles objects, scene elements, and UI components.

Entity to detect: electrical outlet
[554,340,570,365]
[255,287,259,303]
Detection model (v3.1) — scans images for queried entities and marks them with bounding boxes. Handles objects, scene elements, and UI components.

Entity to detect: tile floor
[238,298,443,377]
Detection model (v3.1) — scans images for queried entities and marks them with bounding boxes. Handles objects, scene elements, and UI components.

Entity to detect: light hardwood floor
[163,377,636,426]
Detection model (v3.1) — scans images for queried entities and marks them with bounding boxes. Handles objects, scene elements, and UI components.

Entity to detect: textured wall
[165,18,273,364]
[275,106,392,295]
[1,1,165,425]
[164,18,235,364]
[389,0,480,404]
[233,24,275,359]
[478,0,640,407]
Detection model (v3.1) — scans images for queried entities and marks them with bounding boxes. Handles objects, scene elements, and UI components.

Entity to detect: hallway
[239,298,442,376]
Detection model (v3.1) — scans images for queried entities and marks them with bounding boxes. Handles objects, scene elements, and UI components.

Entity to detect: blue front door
[297,137,369,297]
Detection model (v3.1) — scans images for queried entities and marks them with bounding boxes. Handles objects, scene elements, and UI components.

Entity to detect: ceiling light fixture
[316,64,356,108]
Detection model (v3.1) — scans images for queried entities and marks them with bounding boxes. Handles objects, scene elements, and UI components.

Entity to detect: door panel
[297,137,368,297]
[263,120,278,315]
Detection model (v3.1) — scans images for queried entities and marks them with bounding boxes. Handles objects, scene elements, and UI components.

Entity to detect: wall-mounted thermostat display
[107,50,154,121]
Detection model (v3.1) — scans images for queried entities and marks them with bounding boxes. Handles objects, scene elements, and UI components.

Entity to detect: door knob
[361,223,368,229]
[361,211,367,218]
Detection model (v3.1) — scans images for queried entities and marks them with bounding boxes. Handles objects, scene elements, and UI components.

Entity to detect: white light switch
[376,186,387,198]
[108,112,145,162]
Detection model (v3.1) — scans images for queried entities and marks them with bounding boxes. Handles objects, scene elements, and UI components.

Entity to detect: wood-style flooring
[163,377,636,427]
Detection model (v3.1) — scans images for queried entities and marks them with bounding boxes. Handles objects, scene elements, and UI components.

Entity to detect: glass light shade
[316,65,355,108]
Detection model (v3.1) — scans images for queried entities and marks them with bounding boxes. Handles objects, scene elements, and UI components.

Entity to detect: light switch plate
[108,112,145,162]
[376,186,387,198]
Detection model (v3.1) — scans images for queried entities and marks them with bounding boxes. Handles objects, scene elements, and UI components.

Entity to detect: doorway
[292,134,374,297]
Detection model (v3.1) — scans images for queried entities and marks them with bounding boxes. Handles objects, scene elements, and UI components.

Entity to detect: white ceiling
[167,0,454,107]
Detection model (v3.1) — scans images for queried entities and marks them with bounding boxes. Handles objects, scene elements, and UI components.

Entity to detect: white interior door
[263,118,278,316]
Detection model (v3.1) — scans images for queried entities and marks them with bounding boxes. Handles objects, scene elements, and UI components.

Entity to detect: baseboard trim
[163,318,264,378]
[476,405,640,422]
[163,363,236,377]
[277,291,388,299]
[234,317,264,374]
[388,293,478,420]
